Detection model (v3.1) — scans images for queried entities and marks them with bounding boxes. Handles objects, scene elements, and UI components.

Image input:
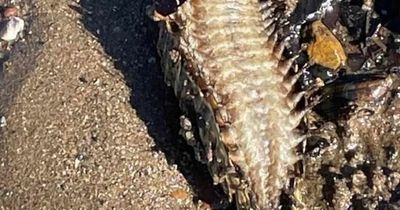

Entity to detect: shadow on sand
[74,0,232,208]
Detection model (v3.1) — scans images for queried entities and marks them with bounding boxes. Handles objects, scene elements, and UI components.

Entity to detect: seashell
[312,73,399,127]
[0,16,24,42]
[307,20,347,70]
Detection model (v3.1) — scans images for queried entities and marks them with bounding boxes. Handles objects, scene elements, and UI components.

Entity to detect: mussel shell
[314,72,397,120]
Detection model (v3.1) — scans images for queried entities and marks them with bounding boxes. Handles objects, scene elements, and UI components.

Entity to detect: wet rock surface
[0,0,228,209]
[289,0,400,209]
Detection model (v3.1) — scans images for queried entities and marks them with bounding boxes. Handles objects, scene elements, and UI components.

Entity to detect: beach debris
[307,20,347,71]
[0,116,6,127]
[0,16,24,42]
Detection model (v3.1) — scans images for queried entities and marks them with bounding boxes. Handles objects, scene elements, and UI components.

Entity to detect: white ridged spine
[163,0,303,208]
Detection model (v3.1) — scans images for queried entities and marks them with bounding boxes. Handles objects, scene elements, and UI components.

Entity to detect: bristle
[284,152,301,166]
[291,135,306,148]
[278,100,293,115]
[277,56,296,75]
[260,1,274,12]
[262,16,275,29]
[264,22,277,37]
[286,91,305,110]
[288,109,307,129]
[273,41,286,58]
[282,70,301,91]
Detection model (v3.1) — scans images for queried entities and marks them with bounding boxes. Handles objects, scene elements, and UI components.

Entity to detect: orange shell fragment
[307,20,347,70]
[170,189,189,200]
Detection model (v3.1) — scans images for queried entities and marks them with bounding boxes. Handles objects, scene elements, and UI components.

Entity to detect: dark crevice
[76,0,230,209]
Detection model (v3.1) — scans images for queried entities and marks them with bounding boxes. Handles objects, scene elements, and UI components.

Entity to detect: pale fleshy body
[154,0,304,209]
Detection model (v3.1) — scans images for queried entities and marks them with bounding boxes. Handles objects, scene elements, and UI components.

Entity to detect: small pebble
[147,56,156,64]
[315,77,325,87]
[74,158,81,169]
[3,6,18,18]
[170,189,189,200]
[0,116,6,127]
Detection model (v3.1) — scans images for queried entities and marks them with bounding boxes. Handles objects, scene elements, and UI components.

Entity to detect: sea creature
[149,0,306,209]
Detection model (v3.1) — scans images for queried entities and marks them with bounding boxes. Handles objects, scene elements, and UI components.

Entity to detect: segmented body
[154,0,304,209]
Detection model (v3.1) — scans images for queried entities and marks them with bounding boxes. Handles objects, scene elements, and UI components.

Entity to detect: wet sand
[0,0,221,209]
